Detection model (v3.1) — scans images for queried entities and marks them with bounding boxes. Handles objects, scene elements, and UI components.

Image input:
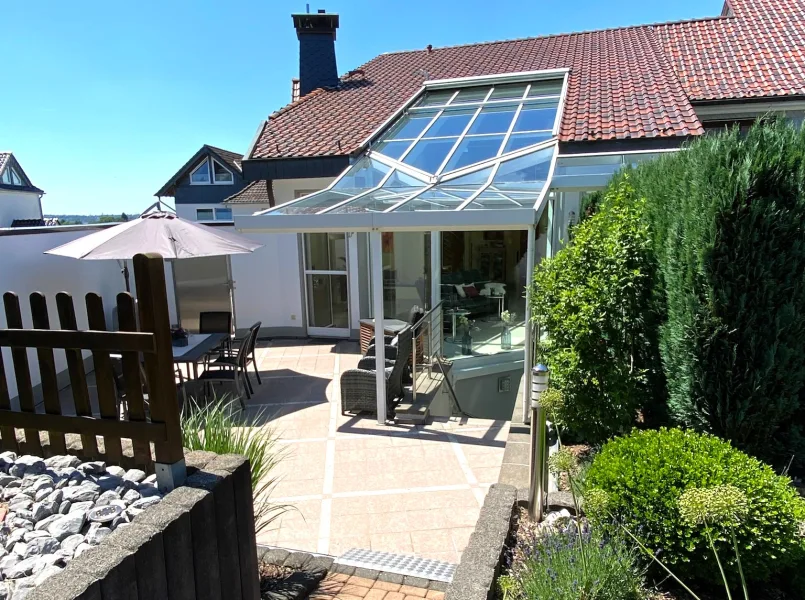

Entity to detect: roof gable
[155,145,243,197]
[0,153,44,194]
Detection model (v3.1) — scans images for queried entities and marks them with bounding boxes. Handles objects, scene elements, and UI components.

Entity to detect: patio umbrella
[45,211,262,291]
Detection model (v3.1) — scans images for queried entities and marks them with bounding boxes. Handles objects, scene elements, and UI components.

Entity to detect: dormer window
[1,167,22,186]
[190,157,234,185]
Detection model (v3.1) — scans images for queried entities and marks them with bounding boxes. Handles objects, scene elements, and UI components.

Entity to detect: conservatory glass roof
[261,74,565,220]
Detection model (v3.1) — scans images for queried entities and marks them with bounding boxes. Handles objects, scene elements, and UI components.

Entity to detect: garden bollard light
[528,363,550,521]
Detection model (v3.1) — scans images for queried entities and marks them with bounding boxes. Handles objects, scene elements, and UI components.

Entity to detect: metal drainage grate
[334,548,456,583]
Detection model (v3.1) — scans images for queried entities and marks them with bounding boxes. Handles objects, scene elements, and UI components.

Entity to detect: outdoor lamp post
[528,363,550,521]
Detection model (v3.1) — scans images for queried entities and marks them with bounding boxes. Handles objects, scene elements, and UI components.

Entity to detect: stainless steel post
[528,364,550,521]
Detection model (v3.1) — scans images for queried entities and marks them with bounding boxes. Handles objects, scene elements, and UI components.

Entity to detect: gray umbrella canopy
[45,212,262,260]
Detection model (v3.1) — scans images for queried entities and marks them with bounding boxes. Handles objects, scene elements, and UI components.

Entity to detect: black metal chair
[340,327,413,417]
[212,321,262,393]
[199,311,232,366]
[197,333,251,409]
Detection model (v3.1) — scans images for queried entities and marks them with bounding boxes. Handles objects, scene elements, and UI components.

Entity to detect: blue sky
[2,0,723,215]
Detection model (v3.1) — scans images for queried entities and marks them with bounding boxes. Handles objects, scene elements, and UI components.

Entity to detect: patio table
[172,332,229,382]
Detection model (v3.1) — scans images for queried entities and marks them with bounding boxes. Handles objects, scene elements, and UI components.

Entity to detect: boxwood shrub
[585,428,805,584]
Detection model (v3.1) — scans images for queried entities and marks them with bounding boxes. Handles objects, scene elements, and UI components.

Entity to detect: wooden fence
[0,253,185,488]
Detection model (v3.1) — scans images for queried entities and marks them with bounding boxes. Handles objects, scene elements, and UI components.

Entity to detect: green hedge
[634,120,805,468]
[585,428,805,584]
[530,177,665,442]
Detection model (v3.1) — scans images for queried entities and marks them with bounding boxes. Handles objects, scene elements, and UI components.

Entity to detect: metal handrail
[410,301,444,402]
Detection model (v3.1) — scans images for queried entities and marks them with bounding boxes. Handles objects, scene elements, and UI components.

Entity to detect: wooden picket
[0,253,185,482]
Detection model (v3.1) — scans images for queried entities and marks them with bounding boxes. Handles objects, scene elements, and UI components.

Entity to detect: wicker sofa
[340,327,413,416]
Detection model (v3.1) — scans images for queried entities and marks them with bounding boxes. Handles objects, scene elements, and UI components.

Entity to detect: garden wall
[27,450,259,600]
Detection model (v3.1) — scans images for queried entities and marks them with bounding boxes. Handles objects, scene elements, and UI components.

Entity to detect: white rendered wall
[272,177,334,205]
[0,227,178,400]
[0,189,42,227]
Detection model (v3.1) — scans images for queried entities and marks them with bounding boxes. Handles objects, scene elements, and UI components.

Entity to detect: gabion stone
[44,456,80,470]
[77,462,105,475]
[122,469,146,483]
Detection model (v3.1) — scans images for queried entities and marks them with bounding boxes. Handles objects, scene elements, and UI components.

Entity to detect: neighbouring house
[201,1,805,421]
[0,152,45,228]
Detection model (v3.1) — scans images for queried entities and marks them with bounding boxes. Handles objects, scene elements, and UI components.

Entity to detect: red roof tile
[251,0,805,161]
[657,0,805,101]
[224,180,275,205]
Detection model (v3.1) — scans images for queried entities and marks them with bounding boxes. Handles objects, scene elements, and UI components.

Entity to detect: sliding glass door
[303,233,350,337]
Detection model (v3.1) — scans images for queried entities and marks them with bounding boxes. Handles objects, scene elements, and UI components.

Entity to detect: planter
[461,331,473,355]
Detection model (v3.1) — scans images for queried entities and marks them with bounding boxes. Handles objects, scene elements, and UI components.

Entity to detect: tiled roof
[224,180,275,205]
[206,146,243,172]
[249,0,805,161]
[251,26,702,159]
[657,0,805,101]
[0,153,9,173]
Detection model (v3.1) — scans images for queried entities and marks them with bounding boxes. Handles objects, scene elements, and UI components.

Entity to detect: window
[196,208,214,221]
[190,161,210,184]
[1,167,22,186]
[212,159,233,184]
[215,208,233,221]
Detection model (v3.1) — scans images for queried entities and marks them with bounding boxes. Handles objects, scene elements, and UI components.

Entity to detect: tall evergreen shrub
[530,177,665,442]
[635,120,805,467]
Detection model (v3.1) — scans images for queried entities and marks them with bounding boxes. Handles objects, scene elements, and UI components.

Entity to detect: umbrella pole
[122,262,131,293]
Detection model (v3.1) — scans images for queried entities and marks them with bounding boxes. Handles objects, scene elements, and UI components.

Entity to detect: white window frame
[189,159,211,185]
[211,159,234,185]
[196,208,215,221]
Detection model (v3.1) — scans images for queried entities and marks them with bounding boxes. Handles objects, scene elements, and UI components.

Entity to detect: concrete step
[395,369,445,424]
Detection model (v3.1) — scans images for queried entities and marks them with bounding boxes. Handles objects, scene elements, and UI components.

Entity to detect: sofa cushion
[463,285,480,298]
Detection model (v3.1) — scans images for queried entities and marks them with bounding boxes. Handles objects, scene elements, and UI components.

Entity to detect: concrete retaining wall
[27,451,259,600]
[445,483,517,600]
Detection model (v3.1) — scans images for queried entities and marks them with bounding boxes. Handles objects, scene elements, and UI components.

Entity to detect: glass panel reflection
[468,106,518,135]
[503,132,553,154]
[394,187,477,212]
[403,138,457,173]
[374,140,412,160]
[423,109,475,138]
[513,101,558,132]
[443,135,505,172]
[306,274,349,329]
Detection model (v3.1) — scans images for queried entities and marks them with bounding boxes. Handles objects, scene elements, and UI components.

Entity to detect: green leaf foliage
[585,428,805,584]
[530,176,665,442]
[633,119,805,468]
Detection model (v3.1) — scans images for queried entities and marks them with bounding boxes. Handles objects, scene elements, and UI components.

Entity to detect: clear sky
[2,0,723,215]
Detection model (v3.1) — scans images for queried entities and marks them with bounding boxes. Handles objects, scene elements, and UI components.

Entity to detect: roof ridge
[374,14,730,58]
[204,144,242,157]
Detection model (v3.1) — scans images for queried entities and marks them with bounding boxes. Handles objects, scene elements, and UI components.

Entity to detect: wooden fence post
[133,253,186,491]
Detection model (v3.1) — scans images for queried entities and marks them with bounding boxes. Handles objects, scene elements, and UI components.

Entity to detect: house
[0,153,45,228]
[225,0,805,422]
[154,145,245,223]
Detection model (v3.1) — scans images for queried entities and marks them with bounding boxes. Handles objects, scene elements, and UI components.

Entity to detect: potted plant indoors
[458,314,475,356]
[500,310,515,350]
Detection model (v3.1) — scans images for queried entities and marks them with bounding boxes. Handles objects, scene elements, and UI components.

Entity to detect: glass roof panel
[272,190,355,215]
[452,87,491,104]
[381,111,438,141]
[554,154,622,177]
[468,106,518,135]
[384,169,428,187]
[441,165,494,186]
[333,156,391,191]
[492,147,554,191]
[415,89,455,107]
[373,140,411,160]
[394,186,478,212]
[489,83,528,100]
[403,137,457,173]
[442,135,505,173]
[423,109,475,138]
[331,186,424,214]
[527,81,563,97]
[513,100,558,132]
[503,131,553,154]
[465,191,525,210]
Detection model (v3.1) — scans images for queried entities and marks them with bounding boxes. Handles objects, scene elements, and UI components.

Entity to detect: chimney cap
[292,12,339,38]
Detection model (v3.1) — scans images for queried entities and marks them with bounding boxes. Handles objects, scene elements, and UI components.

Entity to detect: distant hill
[44,213,131,225]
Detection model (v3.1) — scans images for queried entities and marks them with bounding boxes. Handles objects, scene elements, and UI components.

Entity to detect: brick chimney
[292,10,340,97]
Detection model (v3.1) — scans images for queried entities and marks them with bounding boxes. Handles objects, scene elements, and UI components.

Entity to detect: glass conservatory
[236,69,675,423]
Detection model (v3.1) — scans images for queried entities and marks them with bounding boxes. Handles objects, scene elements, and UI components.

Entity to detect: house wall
[272,177,335,205]
[0,226,178,401]
[0,189,42,227]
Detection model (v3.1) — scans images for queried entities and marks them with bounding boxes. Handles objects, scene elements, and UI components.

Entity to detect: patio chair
[212,321,262,394]
[340,327,413,417]
[197,333,251,409]
[200,311,232,365]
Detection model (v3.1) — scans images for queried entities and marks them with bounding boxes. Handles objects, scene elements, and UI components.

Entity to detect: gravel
[0,452,165,593]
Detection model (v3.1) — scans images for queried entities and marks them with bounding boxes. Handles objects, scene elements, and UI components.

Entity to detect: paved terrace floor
[41,338,509,564]
[246,339,509,564]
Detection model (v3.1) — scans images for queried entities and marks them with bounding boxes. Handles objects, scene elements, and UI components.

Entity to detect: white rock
[69,501,93,514]
[60,534,83,555]
[0,582,7,600]
[33,564,62,585]
[61,485,98,503]
[123,469,146,483]
[44,456,80,469]
[57,501,70,515]
[122,489,140,505]
[47,511,85,541]
[95,490,121,507]
[33,487,53,503]
[105,465,125,478]
[72,543,91,558]
[0,476,17,488]
[5,530,24,549]
[85,523,110,546]
[4,555,37,578]
[6,519,32,532]
[31,501,57,523]
[22,537,59,558]
[7,498,31,512]
[11,543,26,558]
[10,457,44,478]
[143,473,157,485]
[30,553,61,573]
[9,576,35,599]
[0,554,18,571]
[130,496,161,511]
[21,531,47,543]
[46,489,62,505]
